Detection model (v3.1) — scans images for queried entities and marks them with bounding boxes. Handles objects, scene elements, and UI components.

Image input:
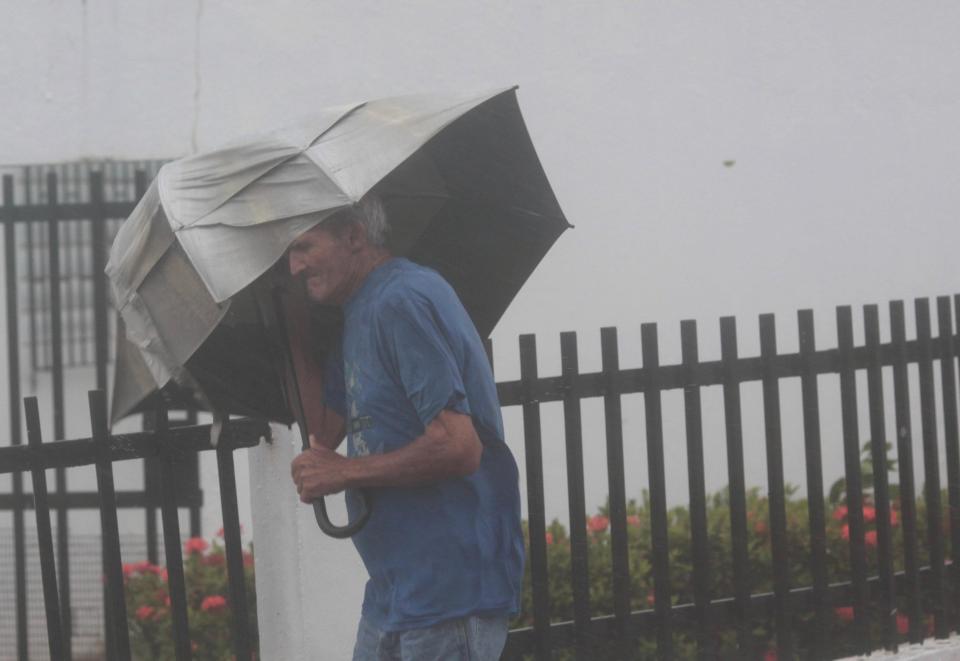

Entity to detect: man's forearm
[341,412,481,489]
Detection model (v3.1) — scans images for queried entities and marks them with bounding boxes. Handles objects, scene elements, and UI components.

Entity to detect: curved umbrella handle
[311,491,372,539]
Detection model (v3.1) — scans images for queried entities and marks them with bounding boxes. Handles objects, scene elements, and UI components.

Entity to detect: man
[288,195,525,661]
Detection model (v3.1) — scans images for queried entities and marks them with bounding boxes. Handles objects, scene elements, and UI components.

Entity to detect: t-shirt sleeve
[379,293,470,429]
[322,344,347,419]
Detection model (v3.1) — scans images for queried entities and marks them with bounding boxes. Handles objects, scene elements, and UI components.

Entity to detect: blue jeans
[352,614,509,661]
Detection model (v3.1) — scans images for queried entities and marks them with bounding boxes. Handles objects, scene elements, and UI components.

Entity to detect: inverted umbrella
[107,85,569,536]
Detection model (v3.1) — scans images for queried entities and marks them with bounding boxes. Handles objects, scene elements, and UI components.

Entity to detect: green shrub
[512,442,945,659]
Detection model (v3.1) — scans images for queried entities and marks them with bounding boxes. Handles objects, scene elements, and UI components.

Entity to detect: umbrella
[107,85,570,535]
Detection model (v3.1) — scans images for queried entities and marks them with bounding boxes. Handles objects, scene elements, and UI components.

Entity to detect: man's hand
[290,435,349,502]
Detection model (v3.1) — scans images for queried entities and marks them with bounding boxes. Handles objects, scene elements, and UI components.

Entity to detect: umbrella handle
[311,491,372,539]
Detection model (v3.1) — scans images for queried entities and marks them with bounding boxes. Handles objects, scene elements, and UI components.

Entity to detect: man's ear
[347,221,367,253]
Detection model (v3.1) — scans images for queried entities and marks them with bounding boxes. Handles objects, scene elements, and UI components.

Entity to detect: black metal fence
[4,165,960,659]
[497,299,960,659]
[0,392,266,660]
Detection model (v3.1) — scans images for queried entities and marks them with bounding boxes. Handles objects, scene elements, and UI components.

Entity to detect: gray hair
[326,194,389,248]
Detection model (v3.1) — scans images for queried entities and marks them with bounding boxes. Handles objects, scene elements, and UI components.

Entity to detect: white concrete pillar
[248,424,367,660]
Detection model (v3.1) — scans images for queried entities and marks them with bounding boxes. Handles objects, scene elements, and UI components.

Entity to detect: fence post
[519,333,552,660]
[864,304,897,650]
[47,171,73,660]
[837,306,870,652]
[600,327,632,658]
[759,314,794,658]
[560,331,592,660]
[157,404,194,660]
[680,320,714,659]
[90,389,132,660]
[217,438,254,660]
[915,298,948,637]
[4,175,29,661]
[890,300,924,643]
[937,296,960,623]
[797,309,830,658]
[641,323,672,659]
[24,396,66,660]
[720,316,752,657]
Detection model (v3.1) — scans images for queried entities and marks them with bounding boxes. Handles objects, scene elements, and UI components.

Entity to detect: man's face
[287,224,355,305]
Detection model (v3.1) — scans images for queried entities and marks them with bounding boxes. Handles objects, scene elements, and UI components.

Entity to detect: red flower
[841,525,850,541]
[184,538,209,555]
[587,515,609,533]
[200,595,228,612]
[135,605,156,621]
[890,508,900,526]
[545,532,554,546]
[865,530,878,547]
[160,567,168,582]
[896,613,909,635]
[122,563,136,579]
[832,505,848,522]
[203,553,226,567]
[835,606,854,622]
[764,647,778,661]
[216,527,225,538]
[627,515,641,527]
[862,506,876,523]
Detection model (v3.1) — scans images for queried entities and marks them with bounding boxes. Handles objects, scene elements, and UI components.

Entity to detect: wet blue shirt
[322,258,524,631]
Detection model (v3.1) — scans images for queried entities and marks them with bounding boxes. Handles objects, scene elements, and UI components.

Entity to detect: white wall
[4,0,960,653]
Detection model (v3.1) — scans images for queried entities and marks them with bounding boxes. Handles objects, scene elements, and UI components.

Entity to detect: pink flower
[862,506,876,523]
[835,606,854,622]
[865,530,878,547]
[627,515,641,527]
[545,532,554,546]
[200,595,227,612]
[122,563,136,579]
[184,537,208,555]
[890,508,900,526]
[587,515,609,533]
[841,524,850,541]
[160,567,168,582]
[832,505,848,522]
[135,605,156,621]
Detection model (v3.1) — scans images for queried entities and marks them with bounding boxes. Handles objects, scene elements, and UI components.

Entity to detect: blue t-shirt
[322,258,524,631]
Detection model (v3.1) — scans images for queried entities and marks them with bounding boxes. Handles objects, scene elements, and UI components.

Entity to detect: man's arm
[290,409,482,502]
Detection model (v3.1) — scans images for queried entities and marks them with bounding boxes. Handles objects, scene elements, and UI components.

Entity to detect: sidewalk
[839,636,960,660]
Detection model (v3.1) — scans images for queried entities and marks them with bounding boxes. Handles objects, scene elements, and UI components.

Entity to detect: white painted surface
[249,423,366,660]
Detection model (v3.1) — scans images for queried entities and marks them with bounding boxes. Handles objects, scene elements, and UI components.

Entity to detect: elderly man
[288,196,525,661]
